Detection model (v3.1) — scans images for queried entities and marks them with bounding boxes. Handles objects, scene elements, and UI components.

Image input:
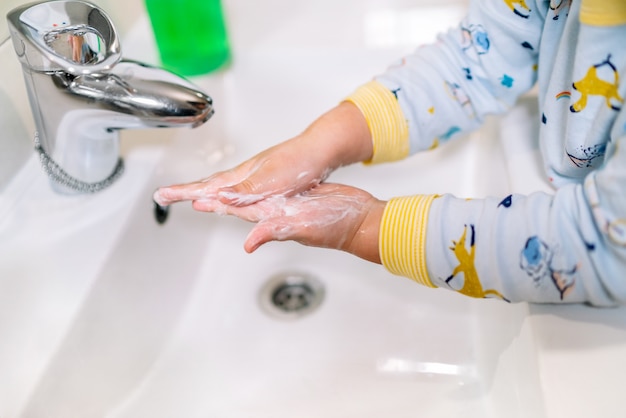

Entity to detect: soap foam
[217,190,266,206]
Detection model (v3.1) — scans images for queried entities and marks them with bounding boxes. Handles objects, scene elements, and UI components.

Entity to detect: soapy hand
[153,102,373,207]
[152,102,380,261]
[153,137,332,207]
[192,183,384,262]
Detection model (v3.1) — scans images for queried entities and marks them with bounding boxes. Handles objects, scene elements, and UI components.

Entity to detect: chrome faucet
[7,0,214,193]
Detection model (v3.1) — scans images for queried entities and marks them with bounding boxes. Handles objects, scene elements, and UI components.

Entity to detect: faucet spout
[57,61,214,129]
[7,0,214,193]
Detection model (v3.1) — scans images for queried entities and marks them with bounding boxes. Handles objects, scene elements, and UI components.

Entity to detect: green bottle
[145,0,230,76]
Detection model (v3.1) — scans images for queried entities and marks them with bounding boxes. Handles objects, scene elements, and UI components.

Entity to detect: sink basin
[0,46,546,417]
[0,0,572,408]
[4,0,626,415]
[3,150,543,417]
[63,207,541,418]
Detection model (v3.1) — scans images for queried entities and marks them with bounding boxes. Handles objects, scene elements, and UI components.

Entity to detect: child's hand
[192,183,385,263]
[153,102,372,207]
[153,137,332,207]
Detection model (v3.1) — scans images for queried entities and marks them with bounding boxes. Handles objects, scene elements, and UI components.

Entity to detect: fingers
[192,198,263,221]
[154,181,215,206]
[192,195,287,222]
[155,159,285,207]
[216,156,329,206]
[217,159,282,206]
[156,141,330,208]
[154,169,243,206]
[192,183,377,256]
[193,195,298,252]
[217,181,267,206]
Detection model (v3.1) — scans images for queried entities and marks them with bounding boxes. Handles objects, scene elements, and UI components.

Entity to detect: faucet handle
[7,0,121,75]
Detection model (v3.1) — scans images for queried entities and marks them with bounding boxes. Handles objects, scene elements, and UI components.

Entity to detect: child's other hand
[192,183,384,263]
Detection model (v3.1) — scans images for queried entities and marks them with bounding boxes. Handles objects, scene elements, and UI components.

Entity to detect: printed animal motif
[520,236,577,300]
[444,81,476,118]
[460,24,490,56]
[504,0,531,18]
[498,195,513,208]
[566,143,607,168]
[549,0,571,20]
[570,55,623,113]
[446,225,509,301]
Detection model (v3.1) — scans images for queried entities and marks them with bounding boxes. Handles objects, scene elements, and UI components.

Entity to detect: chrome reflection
[44,25,106,65]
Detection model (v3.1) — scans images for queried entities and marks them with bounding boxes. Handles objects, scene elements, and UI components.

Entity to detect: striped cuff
[380,195,437,287]
[580,0,626,26]
[344,81,409,164]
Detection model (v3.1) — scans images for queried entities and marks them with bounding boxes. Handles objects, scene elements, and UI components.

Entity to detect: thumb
[244,220,292,253]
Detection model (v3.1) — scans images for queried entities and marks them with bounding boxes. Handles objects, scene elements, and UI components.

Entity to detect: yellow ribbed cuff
[345,81,409,164]
[580,0,626,26]
[380,195,437,287]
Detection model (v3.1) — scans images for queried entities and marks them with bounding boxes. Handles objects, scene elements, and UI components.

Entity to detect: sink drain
[259,271,325,320]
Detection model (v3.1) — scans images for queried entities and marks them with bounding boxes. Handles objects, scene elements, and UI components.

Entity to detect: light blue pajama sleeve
[375,0,543,153]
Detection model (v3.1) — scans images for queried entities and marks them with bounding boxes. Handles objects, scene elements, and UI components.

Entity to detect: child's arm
[188,123,626,306]
[347,0,545,163]
[382,110,626,306]
[361,0,626,305]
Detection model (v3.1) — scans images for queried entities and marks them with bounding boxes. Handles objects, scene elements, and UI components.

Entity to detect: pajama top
[346,0,626,305]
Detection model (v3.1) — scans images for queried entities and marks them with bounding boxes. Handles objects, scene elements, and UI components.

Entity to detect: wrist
[345,198,385,264]
[301,101,373,170]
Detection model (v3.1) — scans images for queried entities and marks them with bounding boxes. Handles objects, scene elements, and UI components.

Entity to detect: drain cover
[259,271,325,320]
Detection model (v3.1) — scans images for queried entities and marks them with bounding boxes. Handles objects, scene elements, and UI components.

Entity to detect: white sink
[0,49,545,417]
[2,2,625,417]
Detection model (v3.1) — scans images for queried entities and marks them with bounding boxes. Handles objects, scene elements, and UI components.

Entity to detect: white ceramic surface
[1,1,625,417]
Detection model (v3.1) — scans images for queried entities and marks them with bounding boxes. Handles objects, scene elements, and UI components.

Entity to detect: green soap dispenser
[145,0,230,76]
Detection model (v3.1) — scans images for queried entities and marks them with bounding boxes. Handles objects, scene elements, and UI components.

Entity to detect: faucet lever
[10,0,120,74]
